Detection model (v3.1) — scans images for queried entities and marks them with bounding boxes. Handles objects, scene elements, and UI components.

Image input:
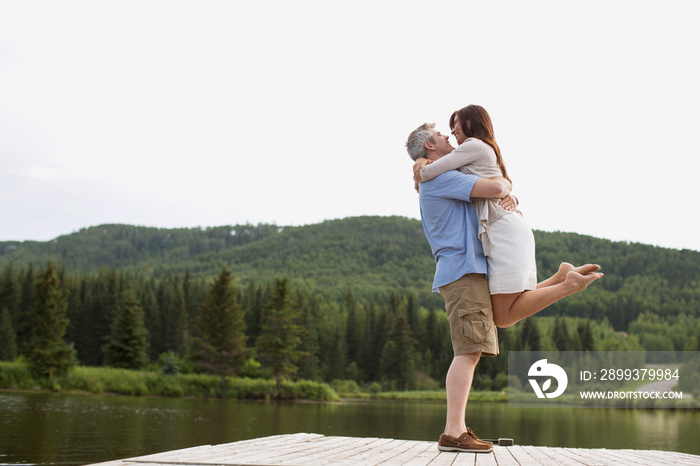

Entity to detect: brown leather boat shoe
[437,430,494,453]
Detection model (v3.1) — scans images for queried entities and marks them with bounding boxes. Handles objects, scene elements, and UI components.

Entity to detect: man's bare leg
[492,270,604,328]
[444,352,481,438]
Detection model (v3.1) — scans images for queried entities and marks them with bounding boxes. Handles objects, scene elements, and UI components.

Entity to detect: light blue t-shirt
[418,170,487,292]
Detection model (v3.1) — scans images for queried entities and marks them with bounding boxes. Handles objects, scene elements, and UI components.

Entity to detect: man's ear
[424,141,435,151]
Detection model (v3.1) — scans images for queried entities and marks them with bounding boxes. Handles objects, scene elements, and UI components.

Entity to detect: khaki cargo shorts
[439,273,499,357]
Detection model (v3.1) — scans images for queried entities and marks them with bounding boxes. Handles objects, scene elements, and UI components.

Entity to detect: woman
[414,105,602,327]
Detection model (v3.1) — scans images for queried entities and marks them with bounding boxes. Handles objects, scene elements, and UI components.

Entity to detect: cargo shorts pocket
[457,308,490,344]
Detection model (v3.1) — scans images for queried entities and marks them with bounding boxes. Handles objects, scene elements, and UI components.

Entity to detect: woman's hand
[412,158,432,184]
[499,194,518,212]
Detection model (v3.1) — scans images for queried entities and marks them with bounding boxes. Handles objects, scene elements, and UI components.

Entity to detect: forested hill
[0,217,435,298]
[1,216,699,326]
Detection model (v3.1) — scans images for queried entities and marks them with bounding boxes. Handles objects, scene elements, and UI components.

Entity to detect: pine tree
[0,264,20,341]
[183,268,197,323]
[80,269,122,366]
[192,267,248,396]
[380,309,416,390]
[576,321,594,351]
[422,309,444,380]
[17,263,36,354]
[139,278,160,360]
[519,318,541,352]
[159,275,188,356]
[324,328,347,382]
[553,317,570,351]
[242,281,266,347]
[26,262,76,379]
[68,278,92,364]
[295,292,322,381]
[0,307,17,361]
[343,289,364,363]
[405,294,422,343]
[364,304,390,381]
[256,278,306,396]
[103,295,149,369]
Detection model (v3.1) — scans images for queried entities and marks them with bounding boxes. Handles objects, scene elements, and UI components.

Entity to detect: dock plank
[548,448,603,466]
[401,442,442,466]
[472,450,498,466]
[379,441,437,466]
[300,437,392,465]
[179,434,319,465]
[505,446,542,465]
[252,435,364,464]
[491,445,521,466]
[89,433,700,466]
[343,439,411,464]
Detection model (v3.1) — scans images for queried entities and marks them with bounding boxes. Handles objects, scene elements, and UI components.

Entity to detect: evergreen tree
[17,263,36,354]
[242,281,266,347]
[422,309,444,380]
[256,278,306,396]
[324,328,347,382]
[294,291,322,381]
[80,269,122,366]
[182,268,199,323]
[519,318,541,352]
[405,294,422,343]
[26,262,76,379]
[139,278,160,360]
[576,320,594,351]
[159,275,188,356]
[364,305,390,381]
[103,295,149,369]
[0,264,20,343]
[380,309,416,390]
[343,289,364,364]
[553,317,570,351]
[192,266,248,395]
[67,277,92,364]
[0,307,17,361]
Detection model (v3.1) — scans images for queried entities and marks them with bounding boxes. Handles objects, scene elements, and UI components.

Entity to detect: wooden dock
[92,433,700,466]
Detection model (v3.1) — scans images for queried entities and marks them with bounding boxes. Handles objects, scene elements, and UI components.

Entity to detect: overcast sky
[2,1,699,252]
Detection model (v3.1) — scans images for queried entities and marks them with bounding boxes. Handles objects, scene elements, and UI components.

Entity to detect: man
[406,123,514,453]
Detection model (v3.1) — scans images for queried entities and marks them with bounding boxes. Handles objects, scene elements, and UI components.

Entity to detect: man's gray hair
[405,123,436,161]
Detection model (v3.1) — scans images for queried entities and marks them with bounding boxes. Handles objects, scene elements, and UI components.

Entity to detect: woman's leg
[492,269,603,328]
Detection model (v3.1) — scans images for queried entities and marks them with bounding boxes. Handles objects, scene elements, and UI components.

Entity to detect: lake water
[1,391,699,465]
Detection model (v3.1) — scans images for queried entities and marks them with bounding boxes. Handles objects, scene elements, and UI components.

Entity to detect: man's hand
[499,194,518,212]
[412,158,432,184]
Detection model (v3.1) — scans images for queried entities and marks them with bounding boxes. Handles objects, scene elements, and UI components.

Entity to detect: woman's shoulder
[459,138,491,151]
[454,138,493,157]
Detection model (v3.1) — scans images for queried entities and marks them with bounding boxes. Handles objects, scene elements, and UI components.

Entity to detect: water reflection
[0,392,698,466]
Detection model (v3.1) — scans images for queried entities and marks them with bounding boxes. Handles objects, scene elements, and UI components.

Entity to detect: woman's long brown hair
[449,105,510,182]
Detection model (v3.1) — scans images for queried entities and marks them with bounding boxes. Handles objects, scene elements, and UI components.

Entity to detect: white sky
[1,1,699,252]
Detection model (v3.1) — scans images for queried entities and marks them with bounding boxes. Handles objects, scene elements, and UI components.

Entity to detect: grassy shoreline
[0,361,340,402]
[0,361,510,403]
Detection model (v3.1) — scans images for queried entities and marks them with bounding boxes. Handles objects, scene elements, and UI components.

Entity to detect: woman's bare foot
[553,263,601,284]
[574,264,602,275]
[538,263,603,289]
[552,262,575,283]
[563,270,604,294]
